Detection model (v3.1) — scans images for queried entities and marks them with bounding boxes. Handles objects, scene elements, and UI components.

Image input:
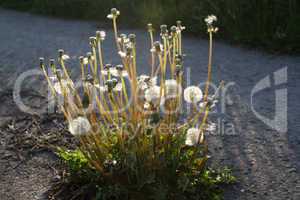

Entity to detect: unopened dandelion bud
[116,64,124,71]
[153,41,162,52]
[104,64,112,70]
[111,8,118,15]
[120,33,126,39]
[39,57,44,68]
[126,46,133,55]
[79,56,84,63]
[49,59,55,65]
[85,74,94,84]
[58,49,64,58]
[160,24,168,35]
[129,34,136,43]
[175,65,182,74]
[111,78,118,85]
[89,37,97,46]
[56,69,62,81]
[105,79,115,92]
[176,20,182,27]
[96,31,101,38]
[86,52,92,59]
[147,23,153,32]
[171,26,177,34]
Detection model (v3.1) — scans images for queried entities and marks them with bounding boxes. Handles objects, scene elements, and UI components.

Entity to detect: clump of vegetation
[40,8,235,199]
[1,0,299,53]
[54,148,236,200]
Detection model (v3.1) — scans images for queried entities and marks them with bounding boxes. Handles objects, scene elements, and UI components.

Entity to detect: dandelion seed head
[151,41,163,53]
[184,86,203,103]
[144,102,151,110]
[165,79,181,98]
[83,57,89,65]
[185,128,200,146]
[118,51,126,58]
[68,116,91,136]
[107,14,113,19]
[62,54,70,61]
[145,86,160,105]
[205,15,217,26]
[53,79,69,95]
[96,31,106,41]
[114,82,123,92]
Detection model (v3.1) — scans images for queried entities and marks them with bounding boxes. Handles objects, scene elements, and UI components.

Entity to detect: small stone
[287,168,296,173]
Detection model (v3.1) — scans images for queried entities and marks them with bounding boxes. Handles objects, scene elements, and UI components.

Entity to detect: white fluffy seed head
[145,86,161,105]
[62,54,70,60]
[184,86,203,103]
[68,117,91,136]
[205,15,217,25]
[53,79,70,95]
[110,67,128,77]
[185,128,200,146]
[165,79,181,98]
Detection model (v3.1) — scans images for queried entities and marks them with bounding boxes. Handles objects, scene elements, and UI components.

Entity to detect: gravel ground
[0,8,299,200]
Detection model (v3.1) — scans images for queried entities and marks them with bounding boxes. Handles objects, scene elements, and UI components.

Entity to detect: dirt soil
[0,8,299,200]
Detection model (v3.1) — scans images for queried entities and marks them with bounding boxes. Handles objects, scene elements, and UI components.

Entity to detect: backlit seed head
[96,30,106,41]
[68,116,91,136]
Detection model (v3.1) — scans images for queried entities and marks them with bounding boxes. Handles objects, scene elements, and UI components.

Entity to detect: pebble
[287,168,296,173]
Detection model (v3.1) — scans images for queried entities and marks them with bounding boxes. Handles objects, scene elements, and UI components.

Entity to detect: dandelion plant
[40,9,230,199]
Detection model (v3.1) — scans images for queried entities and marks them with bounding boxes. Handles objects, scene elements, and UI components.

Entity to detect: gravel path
[0,8,299,200]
